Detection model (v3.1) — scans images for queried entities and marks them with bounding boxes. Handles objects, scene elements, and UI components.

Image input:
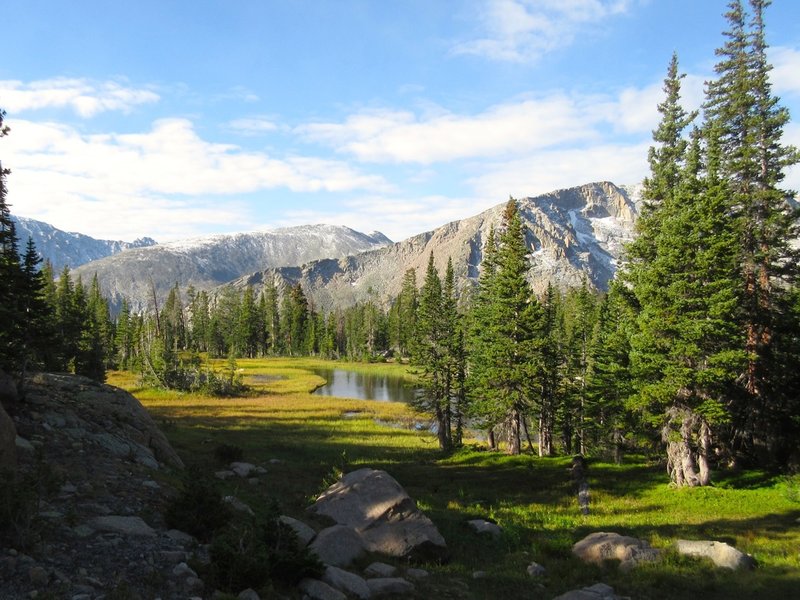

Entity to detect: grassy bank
[109,358,800,599]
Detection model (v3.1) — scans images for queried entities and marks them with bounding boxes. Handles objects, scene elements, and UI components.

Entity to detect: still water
[312,368,418,403]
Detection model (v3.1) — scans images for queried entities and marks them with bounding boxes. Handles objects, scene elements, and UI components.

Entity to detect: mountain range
[16,181,640,312]
[11,215,157,272]
[71,225,393,312]
[229,181,638,311]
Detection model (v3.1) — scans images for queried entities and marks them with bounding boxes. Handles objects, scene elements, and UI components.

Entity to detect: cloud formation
[451,0,633,63]
[0,78,159,117]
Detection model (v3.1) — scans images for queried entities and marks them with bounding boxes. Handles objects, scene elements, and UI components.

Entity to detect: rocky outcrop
[676,539,756,570]
[572,531,661,571]
[0,372,194,600]
[309,468,448,563]
[22,372,183,469]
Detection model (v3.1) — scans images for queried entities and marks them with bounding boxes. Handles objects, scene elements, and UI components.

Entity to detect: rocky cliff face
[10,215,156,272]
[72,224,392,312]
[229,182,637,310]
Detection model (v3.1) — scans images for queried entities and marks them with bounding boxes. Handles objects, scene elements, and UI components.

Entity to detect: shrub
[164,470,232,542]
[206,501,323,593]
[214,443,244,464]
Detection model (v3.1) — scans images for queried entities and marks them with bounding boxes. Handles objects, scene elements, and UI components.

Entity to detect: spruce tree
[704,0,800,465]
[468,200,542,454]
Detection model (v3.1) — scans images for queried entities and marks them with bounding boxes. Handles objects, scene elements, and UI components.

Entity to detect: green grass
[110,358,800,599]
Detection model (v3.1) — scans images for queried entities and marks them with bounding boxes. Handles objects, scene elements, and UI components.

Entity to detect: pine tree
[412,253,452,450]
[537,283,566,456]
[627,56,745,485]
[704,0,800,465]
[585,280,637,463]
[468,200,543,454]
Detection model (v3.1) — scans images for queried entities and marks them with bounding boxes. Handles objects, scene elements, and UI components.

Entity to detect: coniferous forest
[1,0,799,488]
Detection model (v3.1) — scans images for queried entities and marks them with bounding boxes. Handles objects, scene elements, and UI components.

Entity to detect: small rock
[59,482,78,495]
[269,458,283,464]
[365,577,414,597]
[471,571,488,579]
[223,495,255,515]
[215,470,236,480]
[552,582,622,600]
[230,461,257,477]
[279,515,317,547]
[15,435,35,453]
[165,529,195,544]
[237,589,261,600]
[173,562,198,578]
[89,516,156,537]
[405,567,429,579]
[364,562,397,578]
[72,525,95,538]
[159,550,188,564]
[299,578,347,600]
[28,565,49,586]
[141,480,160,489]
[467,519,503,539]
[185,576,204,593]
[322,566,370,600]
[526,561,546,577]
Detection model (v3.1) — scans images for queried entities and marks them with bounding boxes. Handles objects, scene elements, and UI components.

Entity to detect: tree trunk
[522,415,535,454]
[612,427,623,465]
[488,428,496,451]
[697,418,712,486]
[663,406,702,487]
[508,410,521,455]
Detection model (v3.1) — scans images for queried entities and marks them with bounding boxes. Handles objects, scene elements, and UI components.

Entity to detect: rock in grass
[310,468,448,563]
[675,539,756,570]
[572,531,660,571]
[552,582,623,600]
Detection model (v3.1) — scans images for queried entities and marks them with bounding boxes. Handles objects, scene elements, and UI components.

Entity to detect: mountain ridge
[10,215,157,272]
[226,181,638,311]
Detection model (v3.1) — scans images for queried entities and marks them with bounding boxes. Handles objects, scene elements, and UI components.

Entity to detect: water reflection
[312,368,418,403]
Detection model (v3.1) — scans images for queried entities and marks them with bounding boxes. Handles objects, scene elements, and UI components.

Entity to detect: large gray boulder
[23,372,183,469]
[572,532,661,571]
[309,468,448,563]
[309,525,367,568]
[676,539,756,570]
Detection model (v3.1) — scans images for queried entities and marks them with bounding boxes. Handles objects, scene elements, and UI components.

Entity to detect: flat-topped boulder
[309,468,448,563]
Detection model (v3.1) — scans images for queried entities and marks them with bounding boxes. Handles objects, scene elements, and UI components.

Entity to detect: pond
[311,368,419,403]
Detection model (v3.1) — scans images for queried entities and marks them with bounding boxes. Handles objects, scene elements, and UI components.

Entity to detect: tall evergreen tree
[704,0,800,465]
[468,200,542,454]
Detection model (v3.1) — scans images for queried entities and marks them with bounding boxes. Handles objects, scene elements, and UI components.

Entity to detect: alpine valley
[28,181,641,312]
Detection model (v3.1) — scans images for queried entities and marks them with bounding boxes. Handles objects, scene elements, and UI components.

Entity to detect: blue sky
[2,0,799,243]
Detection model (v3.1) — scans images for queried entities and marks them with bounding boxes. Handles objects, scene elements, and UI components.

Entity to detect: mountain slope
[10,215,156,271]
[73,224,393,311]
[229,182,637,310]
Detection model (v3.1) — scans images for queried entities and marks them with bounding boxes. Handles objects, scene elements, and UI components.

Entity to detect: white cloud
[227,116,279,135]
[452,0,634,63]
[0,78,159,117]
[771,46,800,97]
[299,96,603,164]
[469,141,651,200]
[3,117,391,240]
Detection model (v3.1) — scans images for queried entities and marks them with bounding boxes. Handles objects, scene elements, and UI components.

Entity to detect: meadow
[108,358,800,599]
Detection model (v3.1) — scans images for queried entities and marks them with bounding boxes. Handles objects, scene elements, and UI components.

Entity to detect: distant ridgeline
[11,214,156,272]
